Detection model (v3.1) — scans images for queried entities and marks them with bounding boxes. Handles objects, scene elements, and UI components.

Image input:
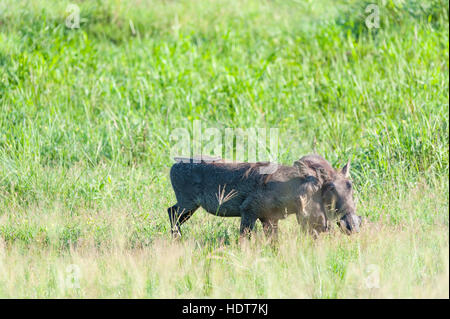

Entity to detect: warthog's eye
[346,181,352,190]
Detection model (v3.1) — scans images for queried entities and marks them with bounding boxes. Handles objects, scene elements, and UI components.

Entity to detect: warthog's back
[173,155,223,164]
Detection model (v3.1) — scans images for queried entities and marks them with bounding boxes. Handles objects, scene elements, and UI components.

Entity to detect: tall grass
[0,0,448,298]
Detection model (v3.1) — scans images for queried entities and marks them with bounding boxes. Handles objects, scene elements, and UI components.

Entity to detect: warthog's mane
[294,155,337,185]
[240,155,337,188]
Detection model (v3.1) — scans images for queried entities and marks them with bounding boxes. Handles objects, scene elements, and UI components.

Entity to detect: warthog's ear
[341,159,351,178]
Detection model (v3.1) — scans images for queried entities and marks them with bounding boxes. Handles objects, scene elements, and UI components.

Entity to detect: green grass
[0,0,448,298]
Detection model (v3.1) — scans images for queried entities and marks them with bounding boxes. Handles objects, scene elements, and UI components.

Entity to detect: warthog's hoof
[171,227,182,239]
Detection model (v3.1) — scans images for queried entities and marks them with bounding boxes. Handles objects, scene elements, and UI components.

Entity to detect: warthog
[167,154,362,239]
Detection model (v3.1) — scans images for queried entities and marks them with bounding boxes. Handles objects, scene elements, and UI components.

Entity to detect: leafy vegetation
[0,0,448,298]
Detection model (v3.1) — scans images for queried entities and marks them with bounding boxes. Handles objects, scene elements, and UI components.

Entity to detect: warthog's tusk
[330,197,336,213]
[299,195,308,216]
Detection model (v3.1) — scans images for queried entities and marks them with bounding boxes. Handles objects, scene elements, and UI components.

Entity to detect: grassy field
[0,0,448,298]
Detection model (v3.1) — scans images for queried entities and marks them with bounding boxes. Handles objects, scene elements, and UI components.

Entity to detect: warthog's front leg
[260,217,279,240]
[298,213,328,239]
[239,212,257,240]
[238,196,258,240]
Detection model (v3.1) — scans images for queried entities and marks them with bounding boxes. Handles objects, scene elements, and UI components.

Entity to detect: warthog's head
[295,155,362,235]
[322,161,362,234]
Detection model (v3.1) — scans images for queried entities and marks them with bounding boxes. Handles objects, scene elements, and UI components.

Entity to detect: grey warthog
[167,154,362,239]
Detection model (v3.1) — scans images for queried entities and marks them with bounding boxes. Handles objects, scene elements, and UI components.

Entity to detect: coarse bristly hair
[294,154,336,187]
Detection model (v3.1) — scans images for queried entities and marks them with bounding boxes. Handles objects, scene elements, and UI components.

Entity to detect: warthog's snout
[339,213,362,235]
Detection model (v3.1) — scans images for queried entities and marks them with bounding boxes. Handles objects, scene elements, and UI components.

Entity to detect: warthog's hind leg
[167,204,198,238]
